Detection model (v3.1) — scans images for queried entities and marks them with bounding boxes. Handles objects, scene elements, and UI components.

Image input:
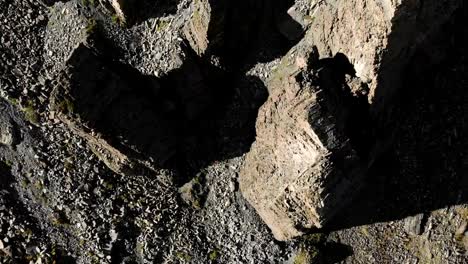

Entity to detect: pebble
[229,180,236,192]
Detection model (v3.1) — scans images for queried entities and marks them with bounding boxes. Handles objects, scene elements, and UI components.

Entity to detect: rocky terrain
[0,0,467,263]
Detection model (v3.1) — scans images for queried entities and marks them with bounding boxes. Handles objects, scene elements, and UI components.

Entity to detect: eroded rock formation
[240,43,368,241]
[239,0,464,241]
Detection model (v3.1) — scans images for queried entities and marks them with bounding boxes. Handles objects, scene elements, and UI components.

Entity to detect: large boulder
[239,43,367,241]
[240,0,463,241]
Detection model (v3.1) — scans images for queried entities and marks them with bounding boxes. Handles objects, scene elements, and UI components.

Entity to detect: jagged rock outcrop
[307,0,462,112]
[2,0,468,262]
[240,0,463,241]
[49,38,223,176]
[240,43,367,241]
[182,0,211,55]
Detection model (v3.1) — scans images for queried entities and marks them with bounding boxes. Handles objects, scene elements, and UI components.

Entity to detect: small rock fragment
[179,176,205,209]
[404,213,424,235]
[0,124,14,146]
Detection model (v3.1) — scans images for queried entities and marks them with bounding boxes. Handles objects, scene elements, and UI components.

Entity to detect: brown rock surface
[182,0,211,55]
[307,0,462,112]
[240,0,464,241]
[240,44,367,241]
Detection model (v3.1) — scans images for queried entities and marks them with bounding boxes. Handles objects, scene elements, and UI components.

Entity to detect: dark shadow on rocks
[312,53,372,158]
[160,46,271,184]
[326,3,468,231]
[54,0,304,183]
[205,0,304,70]
[52,40,268,184]
[320,242,354,264]
[166,0,302,180]
[95,0,182,27]
[110,216,140,264]
[130,0,181,26]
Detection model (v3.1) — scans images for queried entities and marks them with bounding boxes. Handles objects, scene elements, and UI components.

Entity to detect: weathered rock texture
[2,0,468,262]
[308,0,462,112]
[0,115,15,146]
[182,0,211,55]
[240,0,464,241]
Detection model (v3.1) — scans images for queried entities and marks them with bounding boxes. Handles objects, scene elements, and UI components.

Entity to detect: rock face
[239,0,463,241]
[2,0,468,262]
[240,44,367,241]
[307,0,462,112]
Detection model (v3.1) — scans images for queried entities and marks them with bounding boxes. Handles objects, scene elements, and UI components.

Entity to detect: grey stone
[0,117,15,146]
[404,213,424,235]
